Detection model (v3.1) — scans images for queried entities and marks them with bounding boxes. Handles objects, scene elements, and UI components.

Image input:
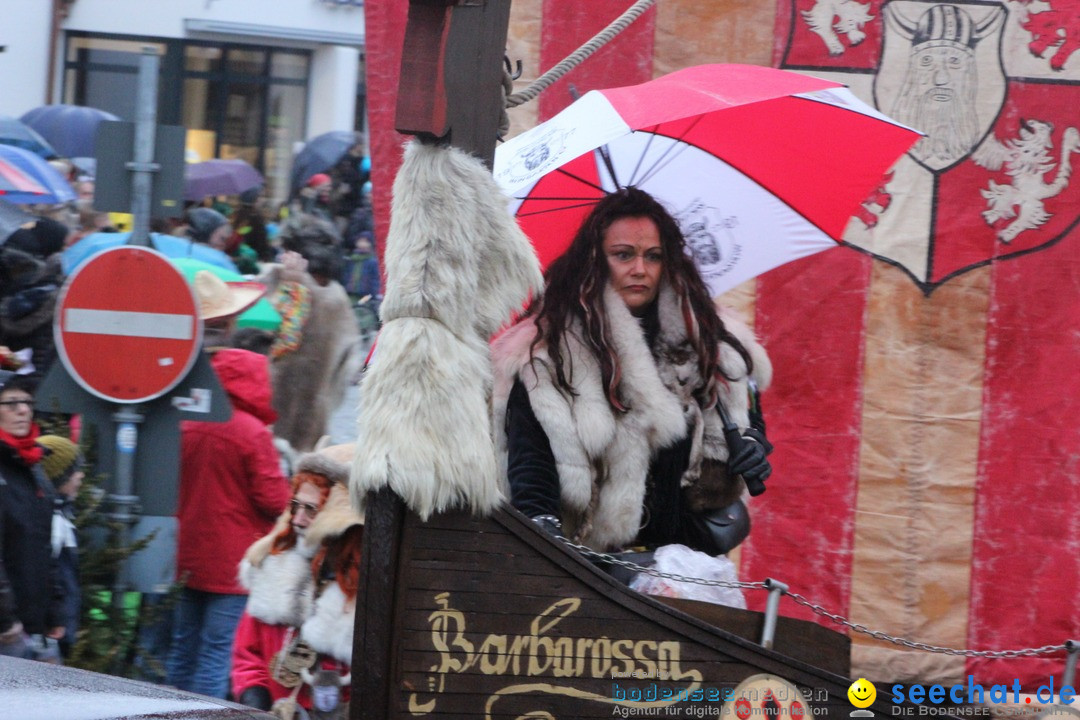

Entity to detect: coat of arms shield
[779,0,1080,292]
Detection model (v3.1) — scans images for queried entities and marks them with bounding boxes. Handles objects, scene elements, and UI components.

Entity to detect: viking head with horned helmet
[887,3,1004,168]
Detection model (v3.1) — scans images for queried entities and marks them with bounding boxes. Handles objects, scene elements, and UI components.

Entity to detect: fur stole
[239,484,361,628]
[492,282,771,551]
[351,141,543,519]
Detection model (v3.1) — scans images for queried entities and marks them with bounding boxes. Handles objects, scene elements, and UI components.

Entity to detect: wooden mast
[350,3,513,718]
[393,0,514,168]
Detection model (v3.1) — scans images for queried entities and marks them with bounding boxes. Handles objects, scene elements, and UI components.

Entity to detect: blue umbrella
[62,232,238,275]
[19,104,120,159]
[0,116,57,159]
[289,130,360,195]
[0,145,75,204]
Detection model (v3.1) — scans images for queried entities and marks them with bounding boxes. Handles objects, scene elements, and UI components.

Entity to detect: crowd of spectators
[0,137,376,714]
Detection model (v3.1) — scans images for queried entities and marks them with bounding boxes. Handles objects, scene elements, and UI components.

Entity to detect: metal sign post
[128,47,160,247]
[55,244,203,611]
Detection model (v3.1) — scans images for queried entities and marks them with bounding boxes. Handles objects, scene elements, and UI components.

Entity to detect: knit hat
[187,208,230,244]
[306,173,332,189]
[0,370,34,396]
[37,435,85,488]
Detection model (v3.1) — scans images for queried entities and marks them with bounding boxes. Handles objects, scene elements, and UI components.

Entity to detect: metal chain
[505,0,658,109]
[784,591,1068,659]
[564,541,766,591]
[562,540,1069,659]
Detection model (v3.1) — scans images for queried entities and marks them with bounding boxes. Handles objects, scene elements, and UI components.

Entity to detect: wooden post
[350,488,406,720]
[351,3,514,718]
[394,0,514,168]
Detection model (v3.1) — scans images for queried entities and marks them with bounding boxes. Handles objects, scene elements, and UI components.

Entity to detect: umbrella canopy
[493,64,921,296]
[170,257,281,331]
[19,104,120,159]
[289,130,359,195]
[0,199,34,245]
[0,157,48,200]
[184,158,263,202]
[62,231,238,276]
[0,116,57,159]
[0,144,76,205]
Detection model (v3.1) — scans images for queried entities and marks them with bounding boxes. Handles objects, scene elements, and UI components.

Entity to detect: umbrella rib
[595,145,620,188]
[628,118,706,186]
[516,199,604,219]
[624,131,659,187]
[516,165,608,198]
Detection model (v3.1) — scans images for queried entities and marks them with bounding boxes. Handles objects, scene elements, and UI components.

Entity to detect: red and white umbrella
[494,64,921,295]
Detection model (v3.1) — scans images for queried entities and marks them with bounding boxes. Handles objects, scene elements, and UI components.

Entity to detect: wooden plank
[359,495,939,718]
[351,488,406,720]
[388,502,910,716]
[655,597,851,677]
[394,0,514,166]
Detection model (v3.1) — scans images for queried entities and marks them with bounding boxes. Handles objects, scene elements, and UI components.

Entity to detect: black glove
[238,686,273,711]
[531,514,565,540]
[728,436,772,487]
[742,427,774,456]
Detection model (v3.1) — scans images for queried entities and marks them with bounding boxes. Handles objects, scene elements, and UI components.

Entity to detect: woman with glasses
[231,452,363,718]
[0,371,66,660]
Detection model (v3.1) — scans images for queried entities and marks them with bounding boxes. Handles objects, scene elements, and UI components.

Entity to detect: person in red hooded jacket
[165,348,291,698]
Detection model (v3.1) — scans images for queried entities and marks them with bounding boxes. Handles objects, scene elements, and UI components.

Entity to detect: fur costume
[351,141,543,518]
[492,281,771,551]
[239,454,361,655]
[257,264,362,453]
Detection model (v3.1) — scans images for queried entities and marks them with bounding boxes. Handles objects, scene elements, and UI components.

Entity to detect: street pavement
[327,376,361,447]
[325,333,371,447]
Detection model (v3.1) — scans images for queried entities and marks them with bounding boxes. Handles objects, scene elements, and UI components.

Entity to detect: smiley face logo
[847,678,876,708]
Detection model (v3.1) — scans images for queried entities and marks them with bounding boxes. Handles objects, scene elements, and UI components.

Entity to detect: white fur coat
[351,141,544,518]
[492,282,771,551]
[239,481,363,663]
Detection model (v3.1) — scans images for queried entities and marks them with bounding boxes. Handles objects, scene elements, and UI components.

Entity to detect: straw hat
[193,270,266,321]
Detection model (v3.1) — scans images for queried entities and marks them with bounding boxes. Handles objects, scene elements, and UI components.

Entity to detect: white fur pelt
[492,282,771,551]
[301,583,354,665]
[351,141,544,518]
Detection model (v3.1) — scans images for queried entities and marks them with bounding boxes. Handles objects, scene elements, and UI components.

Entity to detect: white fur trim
[301,583,354,664]
[240,551,313,627]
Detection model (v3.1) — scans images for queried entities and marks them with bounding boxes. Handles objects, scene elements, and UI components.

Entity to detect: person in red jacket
[165,348,291,698]
[231,452,362,717]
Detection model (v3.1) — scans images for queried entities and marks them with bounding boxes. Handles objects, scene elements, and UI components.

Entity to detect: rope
[504,0,658,109]
[566,541,1071,660]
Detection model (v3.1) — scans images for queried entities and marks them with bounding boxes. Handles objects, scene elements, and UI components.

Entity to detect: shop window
[185,45,222,73]
[271,53,309,81]
[227,48,266,76]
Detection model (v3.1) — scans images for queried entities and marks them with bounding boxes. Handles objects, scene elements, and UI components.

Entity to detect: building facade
[1,0,365,204]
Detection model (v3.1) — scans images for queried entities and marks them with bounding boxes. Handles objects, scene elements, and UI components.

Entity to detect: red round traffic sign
[54,246,203,403]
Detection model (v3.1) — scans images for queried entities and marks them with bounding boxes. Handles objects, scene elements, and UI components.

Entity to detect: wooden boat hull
[352,488,918,719]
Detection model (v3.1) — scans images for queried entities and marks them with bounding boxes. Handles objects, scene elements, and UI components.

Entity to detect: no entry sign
[54,246,203,403]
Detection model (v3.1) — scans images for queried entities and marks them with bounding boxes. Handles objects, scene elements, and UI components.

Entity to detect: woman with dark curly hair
[493,187,774,556]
